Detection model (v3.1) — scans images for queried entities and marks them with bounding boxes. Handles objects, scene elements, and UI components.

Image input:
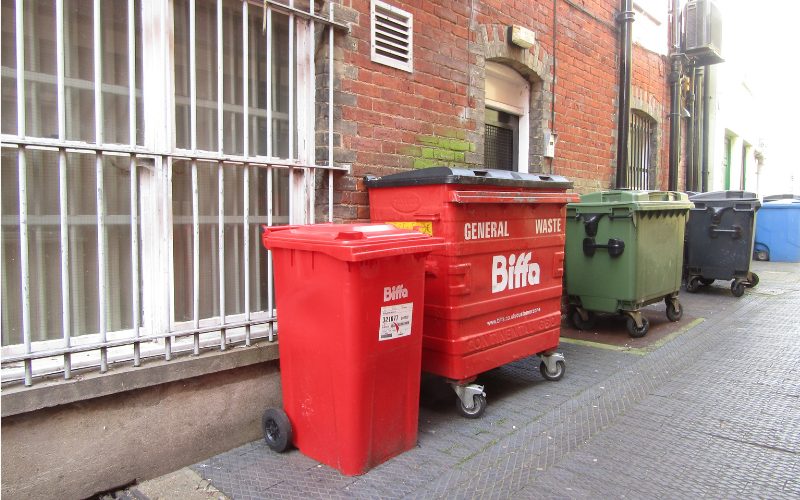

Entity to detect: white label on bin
[379,303,413,341]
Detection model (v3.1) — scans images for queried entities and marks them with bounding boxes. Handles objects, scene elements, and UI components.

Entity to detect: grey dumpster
[684,190,760,297]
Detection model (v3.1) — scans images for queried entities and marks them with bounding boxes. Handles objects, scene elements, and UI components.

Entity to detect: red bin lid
[262,223,444,262]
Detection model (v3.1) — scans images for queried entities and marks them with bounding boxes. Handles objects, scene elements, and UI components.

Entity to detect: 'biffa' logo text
[491,252,540,293]
[384,284,409,302]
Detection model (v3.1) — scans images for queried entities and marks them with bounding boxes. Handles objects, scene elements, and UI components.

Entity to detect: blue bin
[754,199,800,262]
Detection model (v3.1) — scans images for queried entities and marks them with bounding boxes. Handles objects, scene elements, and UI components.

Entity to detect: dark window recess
[484,108,518,171]
[627,111,655,189]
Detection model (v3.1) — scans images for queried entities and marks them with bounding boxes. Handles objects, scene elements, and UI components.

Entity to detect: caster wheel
[456,394,487,419]
[665,299,683,322]
[626,316,649,338]
[745,272,759,288]
[731,280,746,298]
[685,276,701,293]
[699,278,715,286]
[262,408,292,452]
[539,360,566,381]
[569,309,596,330]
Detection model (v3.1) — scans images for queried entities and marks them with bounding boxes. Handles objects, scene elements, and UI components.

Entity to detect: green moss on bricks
[407,134,476,168]
[413,158,438,169]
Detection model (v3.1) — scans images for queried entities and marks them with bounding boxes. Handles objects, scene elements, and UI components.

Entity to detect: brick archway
[468,24,554,172]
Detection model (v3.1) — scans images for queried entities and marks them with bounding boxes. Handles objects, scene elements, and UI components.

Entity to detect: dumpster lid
[568,190,693,212]
[764,194,800,202]
[262,223,444,262]
[689,190,761,210]
[364,167,573,189]
[759,199,800,209]
[689,190,759,202]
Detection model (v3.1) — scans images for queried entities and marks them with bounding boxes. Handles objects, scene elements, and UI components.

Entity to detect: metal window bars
[627,111,655,190]
[1,0,346,386]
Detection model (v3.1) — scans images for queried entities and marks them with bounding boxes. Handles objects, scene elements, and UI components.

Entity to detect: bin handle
[448,191,578,204]
[709,225,742,239]
[574,212,632,237]
[583,237,625,258]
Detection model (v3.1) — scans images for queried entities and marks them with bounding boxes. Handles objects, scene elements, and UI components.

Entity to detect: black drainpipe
[667,0,682,191]
[692,65,704,192]
[685,63,695,191]
[615,0,634,189]
[701,64,711,192]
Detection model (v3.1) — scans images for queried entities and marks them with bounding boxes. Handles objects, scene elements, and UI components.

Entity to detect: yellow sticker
[387,221,433,236]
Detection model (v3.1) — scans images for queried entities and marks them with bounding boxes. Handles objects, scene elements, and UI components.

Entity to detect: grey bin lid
[689,190,761,210]
[689,190,759,202]
[364,166,573,189]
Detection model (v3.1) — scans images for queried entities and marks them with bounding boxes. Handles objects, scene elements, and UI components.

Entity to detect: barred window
[626,111,656,189]
[1,0,341,386]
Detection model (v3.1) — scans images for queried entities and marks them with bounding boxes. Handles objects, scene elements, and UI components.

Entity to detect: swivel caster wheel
[685,276,701,293]
[456,394,487,419]
[665,298,683,322]
[626,316,649,338]
[539,359,566,381]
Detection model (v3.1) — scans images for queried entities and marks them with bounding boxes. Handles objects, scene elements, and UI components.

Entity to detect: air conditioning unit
[682,0,724,65]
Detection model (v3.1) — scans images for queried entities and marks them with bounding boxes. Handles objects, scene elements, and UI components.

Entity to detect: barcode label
[378,303,413,341]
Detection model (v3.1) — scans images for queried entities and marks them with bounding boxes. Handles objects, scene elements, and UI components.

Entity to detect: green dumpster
[565,190,693,337]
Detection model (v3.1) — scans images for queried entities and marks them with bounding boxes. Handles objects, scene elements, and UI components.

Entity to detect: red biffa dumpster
[261,223,443,475]
[366,167,577,418]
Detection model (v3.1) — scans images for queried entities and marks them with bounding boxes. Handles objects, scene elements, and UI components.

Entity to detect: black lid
[364,167,573,189]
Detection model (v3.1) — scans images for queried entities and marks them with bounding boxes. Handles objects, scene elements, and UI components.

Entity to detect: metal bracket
[450,382,485,411]
[541,352,565,373]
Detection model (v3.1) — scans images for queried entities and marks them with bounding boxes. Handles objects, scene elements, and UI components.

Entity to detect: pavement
[117,260,799,499]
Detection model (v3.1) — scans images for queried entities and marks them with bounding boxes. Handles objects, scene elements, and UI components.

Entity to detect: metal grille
[627,111,655,190]
[485,124,514,171]
[0,0,343,386]
[370,0,413,72]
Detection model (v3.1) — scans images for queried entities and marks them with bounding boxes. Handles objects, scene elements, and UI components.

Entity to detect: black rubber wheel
[569,309,596,331]
[626,316,649,338]
[731,280,746,298]
[685,276,701,293]
[745,272,759,288]
[456,394,487,419]
[539,360,566,381]
[699,278,715,286]
[755,250,769,261]
[262,408,292,452]
[665,299,683,322]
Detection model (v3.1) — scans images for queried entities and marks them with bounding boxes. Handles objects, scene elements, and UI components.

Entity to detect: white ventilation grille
[370,0,413,72]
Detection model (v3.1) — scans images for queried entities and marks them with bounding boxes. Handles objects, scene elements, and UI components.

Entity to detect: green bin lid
[568,189,693,212]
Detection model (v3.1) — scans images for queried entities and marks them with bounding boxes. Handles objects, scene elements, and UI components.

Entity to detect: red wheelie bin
[366,167,577,417]
[261,223,443,475]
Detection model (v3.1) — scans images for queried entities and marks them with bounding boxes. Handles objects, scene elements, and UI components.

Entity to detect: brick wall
[331,0,671,221]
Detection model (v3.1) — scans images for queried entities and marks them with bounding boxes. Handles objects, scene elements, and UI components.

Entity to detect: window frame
[484,62,530,173]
